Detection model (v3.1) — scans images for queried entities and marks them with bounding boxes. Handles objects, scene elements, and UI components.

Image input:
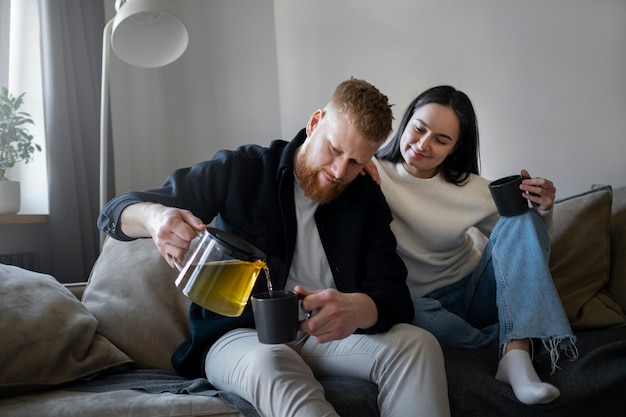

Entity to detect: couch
[1,185,625,417]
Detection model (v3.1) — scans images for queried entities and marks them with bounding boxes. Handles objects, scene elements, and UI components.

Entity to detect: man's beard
[294,148,348,204]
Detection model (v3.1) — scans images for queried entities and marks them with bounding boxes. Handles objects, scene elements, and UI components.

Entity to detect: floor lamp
[100,0,188,247]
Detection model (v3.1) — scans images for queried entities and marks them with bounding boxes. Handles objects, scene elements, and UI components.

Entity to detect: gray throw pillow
[0,264,132,396]
[550,186,625,329]
[82,237,191,369]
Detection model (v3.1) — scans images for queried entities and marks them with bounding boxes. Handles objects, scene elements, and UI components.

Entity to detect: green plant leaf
[0,87,40,180]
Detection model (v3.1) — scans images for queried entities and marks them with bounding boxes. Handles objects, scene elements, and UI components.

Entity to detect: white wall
[273,0,626,198]
[106,0,281,194]
[109,0,626,199]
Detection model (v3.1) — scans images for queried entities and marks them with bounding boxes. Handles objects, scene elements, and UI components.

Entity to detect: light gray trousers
[205,323,450,417]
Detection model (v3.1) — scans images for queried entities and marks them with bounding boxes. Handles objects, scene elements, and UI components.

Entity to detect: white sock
[495,349,560,405]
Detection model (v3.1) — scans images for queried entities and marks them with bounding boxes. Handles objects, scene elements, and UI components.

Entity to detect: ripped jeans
[412,210,577,372]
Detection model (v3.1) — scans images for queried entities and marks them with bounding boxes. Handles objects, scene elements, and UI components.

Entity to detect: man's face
[294,108,379,204]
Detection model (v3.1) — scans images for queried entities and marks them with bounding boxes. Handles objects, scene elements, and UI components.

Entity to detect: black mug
[489,175,529,217]
[251,290,303,344]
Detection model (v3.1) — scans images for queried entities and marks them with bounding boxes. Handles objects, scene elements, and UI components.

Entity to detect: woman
[367,86,577,405]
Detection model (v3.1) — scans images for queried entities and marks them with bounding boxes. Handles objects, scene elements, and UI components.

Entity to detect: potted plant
[0,87,40,214]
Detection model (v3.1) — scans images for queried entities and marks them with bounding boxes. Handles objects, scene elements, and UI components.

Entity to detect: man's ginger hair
[326,78,394,145]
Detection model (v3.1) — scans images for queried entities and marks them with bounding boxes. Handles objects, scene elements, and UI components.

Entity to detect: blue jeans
[412,210,576,369]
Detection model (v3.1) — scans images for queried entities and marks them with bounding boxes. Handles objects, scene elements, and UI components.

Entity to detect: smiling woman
[398,103,461,179]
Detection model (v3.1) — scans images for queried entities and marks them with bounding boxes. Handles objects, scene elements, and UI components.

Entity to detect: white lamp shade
[111,0,188,68]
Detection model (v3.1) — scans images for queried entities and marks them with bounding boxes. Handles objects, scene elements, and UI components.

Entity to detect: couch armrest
[65,282,87,300]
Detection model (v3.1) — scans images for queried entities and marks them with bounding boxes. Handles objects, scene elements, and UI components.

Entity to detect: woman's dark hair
[377,85,480,185]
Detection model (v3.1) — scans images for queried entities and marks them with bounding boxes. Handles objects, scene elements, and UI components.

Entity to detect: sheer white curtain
[2,0,48,214]
[0,0,8,86]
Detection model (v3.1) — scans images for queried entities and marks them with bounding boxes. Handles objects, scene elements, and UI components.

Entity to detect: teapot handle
[170,229,205,271]
[172,258,184,271]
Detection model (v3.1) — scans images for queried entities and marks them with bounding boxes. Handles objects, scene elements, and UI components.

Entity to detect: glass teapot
[174,227,267,317]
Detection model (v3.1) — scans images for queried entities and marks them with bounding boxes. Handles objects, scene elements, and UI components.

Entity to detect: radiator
[0,252,40,272]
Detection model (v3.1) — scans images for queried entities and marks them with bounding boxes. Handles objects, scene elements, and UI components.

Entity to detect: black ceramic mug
[251,290,303,344]
[489,174,529,217]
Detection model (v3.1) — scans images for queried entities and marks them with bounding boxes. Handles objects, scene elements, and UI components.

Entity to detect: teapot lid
[206,227,266,262]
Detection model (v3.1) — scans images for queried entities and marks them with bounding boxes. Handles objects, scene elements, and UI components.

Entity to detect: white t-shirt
[285,180,335,291]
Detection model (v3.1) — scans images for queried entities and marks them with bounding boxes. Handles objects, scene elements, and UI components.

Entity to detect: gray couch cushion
[0,265,132,397]
[82,237,191,369]
[550,186,625,329]
[445,326,626,417]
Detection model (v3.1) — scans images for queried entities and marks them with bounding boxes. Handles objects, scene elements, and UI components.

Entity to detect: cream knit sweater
[374,157,499,297]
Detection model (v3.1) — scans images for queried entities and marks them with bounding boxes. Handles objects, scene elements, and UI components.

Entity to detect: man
[98,78,450,417]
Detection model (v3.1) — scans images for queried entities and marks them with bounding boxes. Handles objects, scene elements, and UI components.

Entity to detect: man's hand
[120,202,206,268]
[294,285,378,343]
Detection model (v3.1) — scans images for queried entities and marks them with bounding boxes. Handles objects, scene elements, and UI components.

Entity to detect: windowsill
[0,214,49,224]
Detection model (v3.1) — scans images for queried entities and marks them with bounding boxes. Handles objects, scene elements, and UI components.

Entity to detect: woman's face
[399,103,460,178]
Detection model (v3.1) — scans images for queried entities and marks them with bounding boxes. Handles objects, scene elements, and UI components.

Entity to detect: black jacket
[98,129,413,378]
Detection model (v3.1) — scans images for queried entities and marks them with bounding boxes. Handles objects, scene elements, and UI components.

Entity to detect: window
[1,0,48,214]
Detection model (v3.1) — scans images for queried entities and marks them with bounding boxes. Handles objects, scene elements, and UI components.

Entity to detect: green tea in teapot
[177,259,267,317]
[173,227,270,316]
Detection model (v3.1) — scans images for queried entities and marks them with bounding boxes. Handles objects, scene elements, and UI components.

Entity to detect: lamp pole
[99,19,114,249]
[98,0,188,250]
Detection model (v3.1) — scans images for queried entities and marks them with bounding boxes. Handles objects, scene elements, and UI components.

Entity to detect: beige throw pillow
[550,186,625,329]
[0,265,132,396]
[82,237,191,369]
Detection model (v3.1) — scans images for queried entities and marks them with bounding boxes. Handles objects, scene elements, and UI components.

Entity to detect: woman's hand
[520,169,556,212]
[360,160,381,185]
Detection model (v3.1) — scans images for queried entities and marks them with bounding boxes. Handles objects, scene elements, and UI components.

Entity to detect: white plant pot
[0,180,21,214]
